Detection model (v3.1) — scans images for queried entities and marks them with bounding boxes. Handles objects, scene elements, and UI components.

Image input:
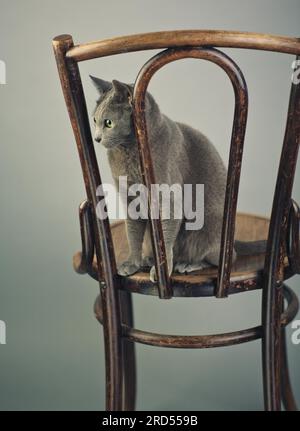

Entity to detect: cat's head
[90,76,160,149]
[90,76,136,149]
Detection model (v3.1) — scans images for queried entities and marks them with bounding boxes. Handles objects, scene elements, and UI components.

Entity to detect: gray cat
[90,76,265,282]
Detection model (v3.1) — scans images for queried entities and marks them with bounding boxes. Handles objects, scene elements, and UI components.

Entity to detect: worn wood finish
[281,326,298,411]
[93,292,136,410]
[72,200,94,274]
[280,290,298,411]
[66,30,300,62]
[119,290,136,411]
[123,324,263,349]
[53,31,300,411]
[94,284,298,349]
[287,199,300,274]
[261,58,300,411]
[53,34,124,411]
[73,214,292,297]
[94,291,137,411]
[132,47,248,299]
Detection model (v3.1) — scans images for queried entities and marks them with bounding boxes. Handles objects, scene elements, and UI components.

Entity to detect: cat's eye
[93,117,96,124]
[104,119,113,128]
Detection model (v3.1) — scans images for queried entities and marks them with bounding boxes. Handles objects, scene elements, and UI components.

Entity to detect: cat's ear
[89,75,112,95]
[112,80,133,102]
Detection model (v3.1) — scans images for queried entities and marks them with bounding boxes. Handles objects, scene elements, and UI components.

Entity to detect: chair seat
[73,212,291,297]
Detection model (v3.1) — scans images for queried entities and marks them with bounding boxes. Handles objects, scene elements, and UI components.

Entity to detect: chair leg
[120,290,137,411]
[281,322,298,411]
[101,287,124,411]
[262,288,283,411]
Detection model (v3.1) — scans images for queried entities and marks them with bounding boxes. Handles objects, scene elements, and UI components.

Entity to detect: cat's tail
[234,239,267,256]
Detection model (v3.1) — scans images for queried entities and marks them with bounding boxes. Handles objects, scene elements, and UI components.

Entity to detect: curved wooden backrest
[52,31,300,301]
[132,47,248,298]
[66,30,300,61]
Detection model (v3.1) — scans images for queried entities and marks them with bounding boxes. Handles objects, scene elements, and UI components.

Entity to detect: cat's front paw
[149,265,157,283]
[117,260,141,276]
[174,261,211,274]
[149,254,173,283]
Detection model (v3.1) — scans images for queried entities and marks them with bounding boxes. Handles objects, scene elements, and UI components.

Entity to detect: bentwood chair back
[53,31,300,411]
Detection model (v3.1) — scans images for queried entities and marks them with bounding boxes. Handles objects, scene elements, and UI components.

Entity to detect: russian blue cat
[90,76,264,281]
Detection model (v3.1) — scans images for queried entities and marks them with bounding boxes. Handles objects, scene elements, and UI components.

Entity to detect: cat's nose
[94,136,101,143]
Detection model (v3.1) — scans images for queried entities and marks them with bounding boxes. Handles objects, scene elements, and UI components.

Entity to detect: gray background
[0,0,299,410]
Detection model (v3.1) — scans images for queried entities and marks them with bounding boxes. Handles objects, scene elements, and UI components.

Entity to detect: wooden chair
[52,31,300,411]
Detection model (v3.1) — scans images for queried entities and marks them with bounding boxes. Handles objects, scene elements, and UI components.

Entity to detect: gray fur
[91,77,233,281]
